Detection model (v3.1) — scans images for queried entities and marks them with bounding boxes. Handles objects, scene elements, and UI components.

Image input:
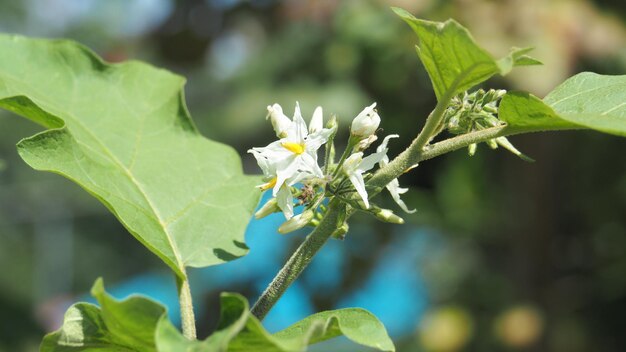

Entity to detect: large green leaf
[156,293,395,352]
[500,72,626,136]
[40,278,164,352]
[392,7,540,101]
[0,35,261,277]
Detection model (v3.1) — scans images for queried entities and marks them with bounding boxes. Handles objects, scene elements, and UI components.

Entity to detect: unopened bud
[267,103,291,138]
[255,198,279,219]
[495,137,535,162]
[278,210,315,234]
[331,223,350,240]
[351,102,380,138]
[486,138,498,149]
[468,143,477,156]
[374,208,404,224]
[326,115,338,130]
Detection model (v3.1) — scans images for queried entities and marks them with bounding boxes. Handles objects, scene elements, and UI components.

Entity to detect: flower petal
[276,185,294,219]
[386,178,416,214]
[376,134,399,166]
[358,150,386,172]
[309,106,323,134]
[348,172,369,208]
[292,102,308,142]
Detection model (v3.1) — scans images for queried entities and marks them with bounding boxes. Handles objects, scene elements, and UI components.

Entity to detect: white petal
[274,158,299,195]
[248,149,274,177]
[309,106,323,134]
[305,128,333,153]
[342,152,363,175]
[267,104,292,138]
[376,134,399,166]
[298,152,324,177]
[377,134,399,153]
[386,178,416,214]
[276,185,294,219]
[349,172,369,208]
[358,150,386,172]
[292,102,308,142]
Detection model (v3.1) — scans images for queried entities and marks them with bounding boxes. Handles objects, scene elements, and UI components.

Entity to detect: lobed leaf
[392,7,540,101]
[0,35,262,278]
[40,279,164,352]
[499,72,626,136]
[42,280,394,351]
[156,293,395,352]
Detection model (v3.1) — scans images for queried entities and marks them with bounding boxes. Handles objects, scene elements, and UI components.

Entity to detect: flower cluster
[249,102,414,234]
[444,89,533,161]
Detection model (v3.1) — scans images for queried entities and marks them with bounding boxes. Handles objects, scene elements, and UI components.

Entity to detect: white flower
[351,102,380,138]
[376,135,416,214]
[248,148,302,219]
[249,102,335,219]
[251,102,334,194]
[342,150,387,209]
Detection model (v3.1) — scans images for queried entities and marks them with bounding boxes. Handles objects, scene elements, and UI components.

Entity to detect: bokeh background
[1,0,625,351]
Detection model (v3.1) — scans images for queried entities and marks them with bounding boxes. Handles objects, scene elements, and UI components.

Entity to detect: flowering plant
[0,7,623,352]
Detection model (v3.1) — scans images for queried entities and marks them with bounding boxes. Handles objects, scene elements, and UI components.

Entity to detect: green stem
[176,272,197,340]
[367,125,510,190]
[331,135,358,178]
[411,89,456,151]
[251,198,344,320]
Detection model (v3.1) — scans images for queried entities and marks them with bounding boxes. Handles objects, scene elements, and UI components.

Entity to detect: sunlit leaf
[0,35,262,278]
[392,7,540,101]
[156,293,395,352]
[500,72,626,136]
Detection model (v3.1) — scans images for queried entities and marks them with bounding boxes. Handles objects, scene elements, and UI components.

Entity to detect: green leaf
[0,35,262,278]
[40,278,164,352]
[544,72,626,136]
[499,72,626,136]
[273,308,396,351]
[155,293,395,352]
[392,7,540,101]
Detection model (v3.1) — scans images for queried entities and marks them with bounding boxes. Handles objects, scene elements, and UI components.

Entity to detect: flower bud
[278,209,315,234]
[468,143,477,156]
[267,103,292,138]
[374,208,404,224]
[255,198,279,219]
[331,223,350,240]
[351,102,380,138]
[326,115,338,130]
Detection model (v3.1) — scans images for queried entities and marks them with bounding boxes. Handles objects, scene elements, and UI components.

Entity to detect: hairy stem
[251,198,344,320]
[411,90,456,151]
[368,125,511,189]
[176,273,196,340]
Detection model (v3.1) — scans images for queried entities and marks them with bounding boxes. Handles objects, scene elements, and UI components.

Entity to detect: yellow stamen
[281,142,305,155]
[260,177,277,191]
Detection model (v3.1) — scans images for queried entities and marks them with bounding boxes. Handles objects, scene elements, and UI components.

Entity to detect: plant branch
[251,198,344,320]
[176,272,197,340]
[368,125,515,190]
